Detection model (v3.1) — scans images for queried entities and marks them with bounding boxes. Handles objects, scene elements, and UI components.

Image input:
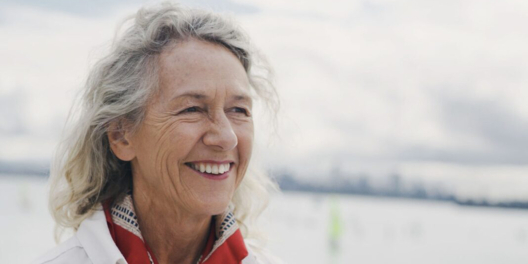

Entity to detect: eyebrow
[171,92,209,101]
[171,92,252,103]
[232,94,252,104]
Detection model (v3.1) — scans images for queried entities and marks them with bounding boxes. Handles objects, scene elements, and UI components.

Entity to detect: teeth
[189,162,231,175]
[212,165,219,174]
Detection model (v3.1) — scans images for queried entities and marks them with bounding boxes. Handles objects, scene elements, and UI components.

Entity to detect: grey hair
[49,1,279,242]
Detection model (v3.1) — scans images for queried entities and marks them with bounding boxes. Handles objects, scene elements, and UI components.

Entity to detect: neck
[133,186,212,264]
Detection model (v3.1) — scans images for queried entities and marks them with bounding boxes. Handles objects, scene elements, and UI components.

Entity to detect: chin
[194,195,233,216]
[195,205,230,217]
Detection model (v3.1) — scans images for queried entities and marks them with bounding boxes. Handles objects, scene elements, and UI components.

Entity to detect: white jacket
[31,206,268,264]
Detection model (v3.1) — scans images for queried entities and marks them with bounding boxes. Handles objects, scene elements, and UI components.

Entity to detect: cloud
[1,0,527,175]
[432,92,528,164]
[0,0,258,17]
[237,0,528,170]
[0,88,28,135]
[0,0,134,17]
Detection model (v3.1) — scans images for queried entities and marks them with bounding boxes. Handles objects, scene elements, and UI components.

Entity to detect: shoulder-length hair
[49,1,278,242]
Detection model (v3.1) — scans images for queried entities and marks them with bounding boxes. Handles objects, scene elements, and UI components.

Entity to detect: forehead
[157,39,251,100]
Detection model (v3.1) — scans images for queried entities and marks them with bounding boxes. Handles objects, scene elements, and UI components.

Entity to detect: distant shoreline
[3,171,528,211]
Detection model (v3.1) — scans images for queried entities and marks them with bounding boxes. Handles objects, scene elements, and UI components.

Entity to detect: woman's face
[125,39,253,216]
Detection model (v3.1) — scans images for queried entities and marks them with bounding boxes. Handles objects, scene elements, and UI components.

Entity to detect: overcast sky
[1,0,527,187]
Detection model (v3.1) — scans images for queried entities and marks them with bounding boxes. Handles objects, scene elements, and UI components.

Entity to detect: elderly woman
[34,2,280,264]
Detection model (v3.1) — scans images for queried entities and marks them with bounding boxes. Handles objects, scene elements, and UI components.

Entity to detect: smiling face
[113,39,254,217]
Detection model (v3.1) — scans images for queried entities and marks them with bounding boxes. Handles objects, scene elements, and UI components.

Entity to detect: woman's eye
[232,107,249,116]
[180,106,200,114]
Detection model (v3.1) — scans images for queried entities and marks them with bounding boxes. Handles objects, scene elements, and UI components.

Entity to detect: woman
[33,2,280,264]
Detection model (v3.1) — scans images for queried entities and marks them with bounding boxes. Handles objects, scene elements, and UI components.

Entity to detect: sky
[1,0,528,193]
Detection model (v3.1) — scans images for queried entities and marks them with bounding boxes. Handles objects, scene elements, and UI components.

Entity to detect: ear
[107,121,136,161]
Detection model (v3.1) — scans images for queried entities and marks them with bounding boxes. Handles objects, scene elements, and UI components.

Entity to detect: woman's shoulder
[31,236,91,264]
[32,207,124,264]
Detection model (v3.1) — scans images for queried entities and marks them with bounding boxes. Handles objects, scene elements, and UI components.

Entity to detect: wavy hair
[49,1,279,242]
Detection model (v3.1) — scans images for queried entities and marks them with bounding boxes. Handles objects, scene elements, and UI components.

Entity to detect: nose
[202,112,238,151]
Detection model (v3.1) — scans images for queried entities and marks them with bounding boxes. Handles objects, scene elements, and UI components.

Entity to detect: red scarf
[103,196,248,264]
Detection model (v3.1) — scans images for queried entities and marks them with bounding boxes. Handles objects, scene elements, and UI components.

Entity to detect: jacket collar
[107,195,247,264]
[76,204,126,264]
[75,203,258,264]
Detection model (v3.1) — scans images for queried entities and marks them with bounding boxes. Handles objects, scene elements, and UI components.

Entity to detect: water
[0,175,55,263]
[266,192,528,264]
[2,175,528,263]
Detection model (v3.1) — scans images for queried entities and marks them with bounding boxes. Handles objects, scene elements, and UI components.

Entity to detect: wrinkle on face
[130,38,253,219]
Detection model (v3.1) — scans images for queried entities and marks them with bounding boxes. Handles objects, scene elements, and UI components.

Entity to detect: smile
[185,162,233,175]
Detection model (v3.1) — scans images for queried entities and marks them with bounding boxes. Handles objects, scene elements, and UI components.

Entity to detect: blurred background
[1,0,528,263]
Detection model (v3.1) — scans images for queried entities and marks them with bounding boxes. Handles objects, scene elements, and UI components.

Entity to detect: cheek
[135,120,204,181]
[139,125,177,161]
[237,121,254,153]
[165,123,206,166]
[235,123,254,184]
